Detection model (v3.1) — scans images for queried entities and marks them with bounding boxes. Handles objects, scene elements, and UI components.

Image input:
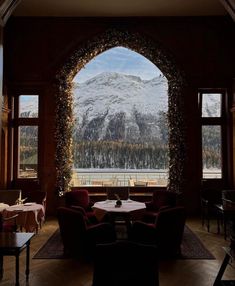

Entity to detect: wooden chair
[200,187,222,232]
[0,189,21,205]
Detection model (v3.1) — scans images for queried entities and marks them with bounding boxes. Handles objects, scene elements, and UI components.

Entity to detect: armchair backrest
[92,240,159,286]
[106,187,129,200]
[152,190,177,209]
[65,189,90,209]
[222,189,235,201]
[22,190,47,204]
[57,207,87,257]
[0,189,21,205]
[154,206,186,256]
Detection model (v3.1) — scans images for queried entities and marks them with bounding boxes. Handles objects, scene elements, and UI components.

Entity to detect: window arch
[71,46,169,186]
[54,29,186,195]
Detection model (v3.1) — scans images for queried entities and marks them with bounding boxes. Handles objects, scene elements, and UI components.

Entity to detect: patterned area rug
[33,225,215,259]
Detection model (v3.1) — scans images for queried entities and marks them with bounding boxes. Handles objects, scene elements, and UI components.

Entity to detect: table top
[0,232,34,249]
[0,203,9,212]
[93,199,146,213]
[215,204,235,213]
[4,203,43,212]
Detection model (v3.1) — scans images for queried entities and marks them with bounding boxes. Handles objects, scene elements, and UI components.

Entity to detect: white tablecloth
[93,200,146,221]
[3,203,44,232]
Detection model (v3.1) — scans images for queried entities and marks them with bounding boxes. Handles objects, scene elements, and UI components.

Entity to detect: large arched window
[54,29,185,195]
[71,47,169,187]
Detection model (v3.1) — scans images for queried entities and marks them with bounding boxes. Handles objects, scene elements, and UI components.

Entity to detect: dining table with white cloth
[93,199,146,224]
[0,203,9,212]
[2,203,45,232]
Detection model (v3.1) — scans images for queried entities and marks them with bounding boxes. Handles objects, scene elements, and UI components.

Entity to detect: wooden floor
[1,216,235,286]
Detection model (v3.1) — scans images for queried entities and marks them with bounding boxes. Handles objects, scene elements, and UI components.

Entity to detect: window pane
[202,125,221,178]
[202,93,221,117]
[19,95,38,118]
[18,126,38,178]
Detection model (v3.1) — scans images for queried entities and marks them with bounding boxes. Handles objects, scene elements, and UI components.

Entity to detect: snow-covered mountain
[18,72,220,144]
[72,72,168,143]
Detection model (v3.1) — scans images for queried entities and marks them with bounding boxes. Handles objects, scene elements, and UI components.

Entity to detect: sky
[73,46,162,83]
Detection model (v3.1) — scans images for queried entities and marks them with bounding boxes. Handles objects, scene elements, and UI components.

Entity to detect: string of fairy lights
[54,29,186,196]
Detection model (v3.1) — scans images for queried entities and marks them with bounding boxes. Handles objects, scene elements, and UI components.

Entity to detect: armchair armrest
[4,214,19,221]
[70,205,87,216]
[145,201,157,211]
[129,221,156,244]
[86,222,116,244]
[159,205,171,211]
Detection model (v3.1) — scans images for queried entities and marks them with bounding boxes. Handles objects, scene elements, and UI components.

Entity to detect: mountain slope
[72,72,168,143]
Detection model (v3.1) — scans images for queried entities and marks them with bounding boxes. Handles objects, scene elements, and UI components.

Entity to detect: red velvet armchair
[57,207,116,259]
[143,190,178,223]
[92,240,159,286]
[129,206,186,257]
[65,189,98,224]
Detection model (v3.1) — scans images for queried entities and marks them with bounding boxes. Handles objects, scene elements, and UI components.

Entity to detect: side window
[13,95,39,179]
[199,91,225,179]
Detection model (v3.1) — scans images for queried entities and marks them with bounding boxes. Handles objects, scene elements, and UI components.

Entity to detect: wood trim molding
[220,0,235,22]
[0,0,21,26]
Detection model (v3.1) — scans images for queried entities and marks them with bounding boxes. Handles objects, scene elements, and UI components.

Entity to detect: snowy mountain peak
[72,71,169,143]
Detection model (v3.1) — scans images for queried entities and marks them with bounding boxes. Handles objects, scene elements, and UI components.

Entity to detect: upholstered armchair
[65,188,98,224]
[106,187,129,200]
[143,190,177,223]
[129,206,186,257]
[92,240,159,286]
[57,207,116,259]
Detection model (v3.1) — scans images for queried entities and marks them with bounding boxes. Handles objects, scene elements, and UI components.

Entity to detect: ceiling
[13,0,227,17]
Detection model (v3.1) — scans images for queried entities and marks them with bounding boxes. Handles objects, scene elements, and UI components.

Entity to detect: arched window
[71,47,169,187]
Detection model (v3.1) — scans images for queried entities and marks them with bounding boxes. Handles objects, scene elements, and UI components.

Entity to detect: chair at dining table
[92,240,159,286]
[129,206,186,258]
[0,189,21,206]
[65,188,99,224]
[57,206,116,259]
[142,190,178,223]
[0,213,19,232]
[106,187,129,200]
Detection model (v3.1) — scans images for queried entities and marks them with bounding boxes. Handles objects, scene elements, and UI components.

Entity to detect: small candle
[19,191,22,201]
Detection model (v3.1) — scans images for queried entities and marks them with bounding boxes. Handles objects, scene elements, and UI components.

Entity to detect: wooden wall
[2,16,235,214]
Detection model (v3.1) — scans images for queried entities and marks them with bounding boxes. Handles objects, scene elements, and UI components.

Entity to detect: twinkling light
[54,29,186,195]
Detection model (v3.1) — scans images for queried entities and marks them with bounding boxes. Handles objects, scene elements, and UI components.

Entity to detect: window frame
[198,88,230,182]
[10,91,41,183]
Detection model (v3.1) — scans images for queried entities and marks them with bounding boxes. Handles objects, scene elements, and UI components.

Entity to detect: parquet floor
[1,216,235,286]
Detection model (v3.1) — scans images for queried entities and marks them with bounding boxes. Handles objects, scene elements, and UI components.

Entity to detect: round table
[93,199,146,234]
[3,203,45,232]
[0,203,9,212]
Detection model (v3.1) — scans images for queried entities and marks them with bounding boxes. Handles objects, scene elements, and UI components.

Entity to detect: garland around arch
[54,29,186,196]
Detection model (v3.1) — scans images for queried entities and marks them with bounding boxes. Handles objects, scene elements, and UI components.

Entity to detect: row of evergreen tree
[73,140,169,169]
[73,140,222,170]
